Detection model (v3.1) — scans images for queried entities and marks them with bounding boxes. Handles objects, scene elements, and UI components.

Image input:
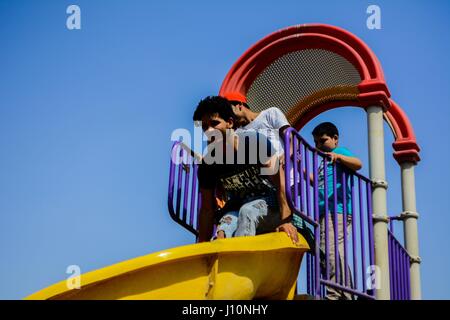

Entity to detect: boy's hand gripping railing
[283,127,376,300]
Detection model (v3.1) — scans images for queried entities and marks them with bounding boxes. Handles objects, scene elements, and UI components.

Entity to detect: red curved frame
[219,24,420,164]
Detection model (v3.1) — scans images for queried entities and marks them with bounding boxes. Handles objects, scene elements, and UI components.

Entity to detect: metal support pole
[367,106,391,300]
[400,162,422,299]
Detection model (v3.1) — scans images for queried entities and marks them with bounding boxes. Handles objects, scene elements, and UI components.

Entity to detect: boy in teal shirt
[312,122,362,300]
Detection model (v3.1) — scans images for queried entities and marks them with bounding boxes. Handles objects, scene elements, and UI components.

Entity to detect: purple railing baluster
[399,243,404,300]
[393,240,399,299]
[312,253,316,296]
[323,157,330,281]
[168,142,177,217]
[399,250,403,300]
[398,250,405,300]
[284,129,295,214]
[392,238,397,300]
[407,252,411,299]
[406,253,411,299]
[367,182,376,295]
[311,254,315,295]
[399,245,402,300]
[388,232,393,298]
[309,254,313,296]
[393,241,399,300]
[405,252,409,299]
[394,234,398,301]
[175,146,183,219]
[305,145,311,219]
[351,175,358,290]
[392,233,396,299]
[396,238,400,300]
[403,251,408,300]
[298,140,305,214]
[391,236,396,300]
[332,164,340,286]
[394,233,398,300]
[313,151,321,298]
[189,164,198,227]
[307,253,311,295]
[182,152,190,223]
[293,137,299,208]
[358,179,367,293]
[284,129,295,209]
[342,170,349,287]
[399,242,403,300]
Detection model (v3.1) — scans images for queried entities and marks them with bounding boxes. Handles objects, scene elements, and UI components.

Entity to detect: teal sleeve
[333,147,355,157]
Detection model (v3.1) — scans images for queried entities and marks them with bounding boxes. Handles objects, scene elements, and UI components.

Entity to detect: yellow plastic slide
[26,232,309,300]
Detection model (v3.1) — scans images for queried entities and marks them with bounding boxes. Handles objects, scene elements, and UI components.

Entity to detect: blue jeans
[214,211,239,239]
[214,196,281,239]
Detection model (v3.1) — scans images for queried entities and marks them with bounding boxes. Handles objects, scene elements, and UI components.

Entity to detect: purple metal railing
[388,217,411,300]
[283,127,376,300]
[168,142,200,236]
[167,129,411,300]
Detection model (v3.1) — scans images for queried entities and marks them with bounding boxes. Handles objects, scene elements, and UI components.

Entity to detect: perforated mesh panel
[246,49,361,124]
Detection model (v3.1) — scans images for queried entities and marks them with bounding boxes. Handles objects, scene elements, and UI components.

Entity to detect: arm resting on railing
[325,152,362,172]
[266,154,299,244]
[305,153,363,185]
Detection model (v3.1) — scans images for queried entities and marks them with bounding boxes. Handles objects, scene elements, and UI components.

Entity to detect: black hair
[228,100,251,110]
[193,96,236,122]
[312,122,339,138]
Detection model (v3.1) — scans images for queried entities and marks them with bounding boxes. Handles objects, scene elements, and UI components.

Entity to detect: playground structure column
[400,162,422,299]
[366,105,391,300]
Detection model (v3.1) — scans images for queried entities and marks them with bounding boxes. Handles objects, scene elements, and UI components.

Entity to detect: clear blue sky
[1,0,449,299]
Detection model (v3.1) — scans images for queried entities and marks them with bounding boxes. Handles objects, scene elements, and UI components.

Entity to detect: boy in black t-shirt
[193,96,298,244]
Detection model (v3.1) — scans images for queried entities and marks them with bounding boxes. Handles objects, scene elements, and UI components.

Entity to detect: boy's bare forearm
[266,154,299,244]
[337,154,362,171]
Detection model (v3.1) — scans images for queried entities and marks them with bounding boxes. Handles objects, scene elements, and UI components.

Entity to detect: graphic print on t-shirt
[219,165,276,200]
